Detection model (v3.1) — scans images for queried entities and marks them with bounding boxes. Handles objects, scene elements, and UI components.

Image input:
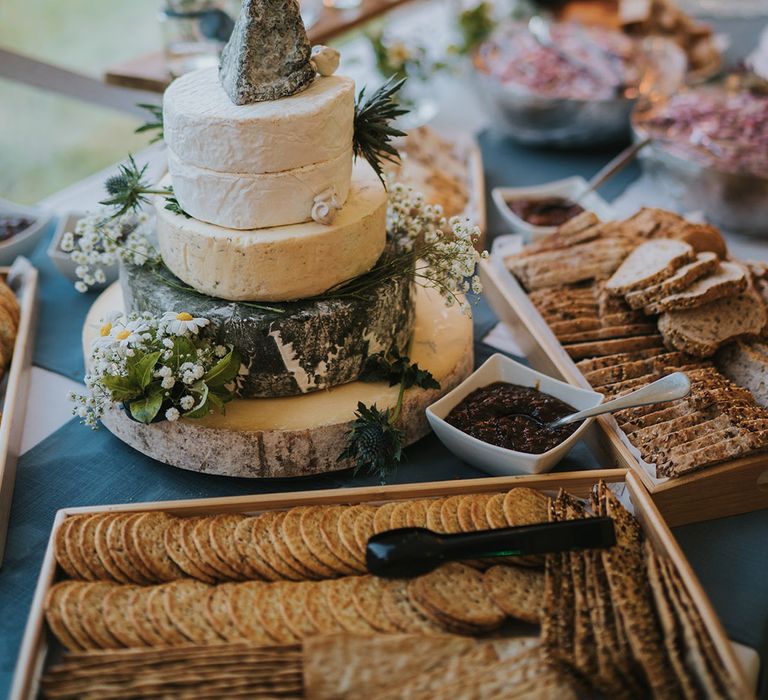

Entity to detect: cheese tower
[123,0,415,398]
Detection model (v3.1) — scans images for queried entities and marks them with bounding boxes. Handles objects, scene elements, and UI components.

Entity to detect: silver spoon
[573,137,652,204]
[514,372,691,430]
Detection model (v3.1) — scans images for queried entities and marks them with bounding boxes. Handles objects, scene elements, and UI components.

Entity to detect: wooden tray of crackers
[0,258,38,565]
[11,469,752,699]
[481,211,768,527]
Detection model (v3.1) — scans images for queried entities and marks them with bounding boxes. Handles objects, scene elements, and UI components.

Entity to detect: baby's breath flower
[165,407,180,422]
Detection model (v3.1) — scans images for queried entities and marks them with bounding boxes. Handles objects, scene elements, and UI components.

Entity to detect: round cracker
[146,584,190,644]
[275,581,318,639]
[205,583,246,642]
[299,506,356,576]
[44,582,85,650]
[352,505,376,556]
[64,514,98,580]
[101,585,147,648]
[164,518,217,583]
[76,582,122,649]
[380,579,446,635]
[256,512,306,580]
[426,499,447,533]
[59,581,99,649]
[252,583,300,644]
[304,580,345,634]
[337,506,370,568]
[485,494,508,529]
[470,494,493,530]
[191,517,242,580]
[0,303,17,358]
[388,501,413,530]
[53,518,81,579]
[79,514,117,581]
[323,576,378,634]
[372,502,399,534]
[319,507,364,573]
[229,581,277,643]
[503,488,549,527]
[127,512,183,582]
[351,575,399,633]
[281,507,336,578]
[440,496,464,534]
[409,563,505,631]
[94,514,134,584]
[0,280,20,325]
[482,565,544,624]
[106,514,154,584]
[129,586,166,646]
[457,496,482,532]
[209,514,262,579]
[163,580,223,644]
[232,515,280,581]
[178,518,222,581]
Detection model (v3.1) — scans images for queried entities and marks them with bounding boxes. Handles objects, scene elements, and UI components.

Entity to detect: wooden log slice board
[83,282,474,478]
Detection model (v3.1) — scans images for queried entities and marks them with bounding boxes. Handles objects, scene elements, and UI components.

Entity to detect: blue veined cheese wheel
[121,262,415,398]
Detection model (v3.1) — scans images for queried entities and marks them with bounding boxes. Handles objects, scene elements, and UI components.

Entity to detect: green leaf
[207,391,226,415]
[168,336,197,369]
[202,349,241,388]
[128,390,164,424]
[135,103,164,144]
[127,351,162,390]
[101,374,142,402]
[182,381,210,419]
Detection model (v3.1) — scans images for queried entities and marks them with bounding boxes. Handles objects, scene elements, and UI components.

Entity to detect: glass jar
[159,0,241,76]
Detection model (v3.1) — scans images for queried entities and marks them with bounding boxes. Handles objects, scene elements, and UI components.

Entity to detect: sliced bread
[667,222,727,259]
[605,239,695,295]
[658,287,768,358]
[716,340,768,408]
[624,252,719,310]
[644,261,748,315]
[564,335,665,361]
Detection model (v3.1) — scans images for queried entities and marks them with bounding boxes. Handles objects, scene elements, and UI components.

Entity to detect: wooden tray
[0,259,38,565]
[10,468,752,699]
[480,243,768,527]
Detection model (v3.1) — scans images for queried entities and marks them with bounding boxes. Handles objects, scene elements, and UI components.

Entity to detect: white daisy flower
[162,311,210,336]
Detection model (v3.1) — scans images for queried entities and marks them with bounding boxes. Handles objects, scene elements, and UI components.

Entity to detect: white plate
[492,176,615,242]
[0,198,53,266]
[426,353,603,476]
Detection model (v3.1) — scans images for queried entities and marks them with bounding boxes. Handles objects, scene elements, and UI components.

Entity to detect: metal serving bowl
[471,27,686,148]
[632,123,768,237]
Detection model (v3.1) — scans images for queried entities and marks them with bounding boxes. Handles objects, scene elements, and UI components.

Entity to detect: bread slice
[605,239,695,295]
[717,341,768,408]
[556,324,658,344]
[583,352,691,387]
[616,207,687,240]
[667,222,727,259]
[517,212,602,258]
[565,335,665,361]
[575,348,666,374]
[624,252,719,310]
[658,287,768,358]
[644,261,748,315]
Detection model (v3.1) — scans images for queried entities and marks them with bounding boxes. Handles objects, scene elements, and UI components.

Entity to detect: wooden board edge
[0,264,38,565]
[626,471,753,698]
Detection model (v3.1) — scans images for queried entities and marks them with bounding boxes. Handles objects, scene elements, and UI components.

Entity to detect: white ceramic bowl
[426,353,603,476]
[0,198,53,266]
[492,176,615,242]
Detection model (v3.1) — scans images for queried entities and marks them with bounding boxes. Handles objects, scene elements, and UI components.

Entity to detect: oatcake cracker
[409,563,505,632]
[470,494,493,529]
[45,582,86,651]
[300,506,356,576]
[95,514,136,584]
[76,582,121,649]
[127,512,183,582]
[178,517,222,582]
[54,518,84,580]
[78,514,117,582]
[337,506,371,569]
[439,496,464,533]
[482,565,543,624]
[275,580,317,639]
[426,498,447,532]
[191,517,242,580]
[388,501,414,529]
[319,506,364,573]
[268,510,316,579]
[228,581,276,643]
[146,585,189,645]
[208,514,257,579]
[117,513,160,583]
[352,505,377,555]
[485,493,508,529]
[101,586,146,648]
[324,576,379,635]
[456,496,481,532]
[373,502,399,533]
[503,488,551,527]
[351,575,399,633]
[128,587,166,646]
[64,515,97,581]
[282,507,336,578]
[163,580,222,644]
[164,518,216,583]
[204,583,245,642]
[59,582,99,650]
[380,579,445,635]
[253,583,300,644]
[232,515,280,581]
[305,580,346,634]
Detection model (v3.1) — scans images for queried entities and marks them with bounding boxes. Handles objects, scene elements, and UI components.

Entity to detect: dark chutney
[445,382,581,454]
[506,197,584,227]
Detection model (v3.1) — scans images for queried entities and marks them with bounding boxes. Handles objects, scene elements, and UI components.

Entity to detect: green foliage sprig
[457,2,496,55]
[353,77,408,185]
[135,103,164,144]
[339,349,440,483]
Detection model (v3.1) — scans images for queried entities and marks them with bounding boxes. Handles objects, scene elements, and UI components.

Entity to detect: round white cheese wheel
[163,68,355,174]
[168,146,353,230]
[157,159,387,302]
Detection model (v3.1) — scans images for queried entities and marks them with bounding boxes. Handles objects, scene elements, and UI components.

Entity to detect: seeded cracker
[351,575,399,633]
[146,585,190,645]
[324,576,379,634]
[163,580,223,644]
[336,505,372,569]
[232,514,281,580]
[105,514,154,584]
[45,582,85,651]
[228,581,276,643]
[208,514,260,579]
[101,586,147,648]
[373,502,399,533]
[469,494,493,529]
[205,583,246,642]
[76,582,121,649]
[300,505,357,576]
[53,518,81,579]
[191,516,242,580]
[164,518,216,583]
[269,510,317,579]
[503,488,550,526]
[439,496,464,533]
[352,505,377,554]
[118,513,161,583]
[126,512,183,582]
[79,514,119,582]
[426,498,447,532]
[381,579,445,634]
[482,565,543,624]
[59,582,99,649]
[282,506,336,578]
[94,514,136,583]
[63,515,97,580]
[485,493,508,529]
[128,586,166,646]
[275,580,318,638]
[253,583,300,643]
[178,517,222,581]
[305,580,346,633]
